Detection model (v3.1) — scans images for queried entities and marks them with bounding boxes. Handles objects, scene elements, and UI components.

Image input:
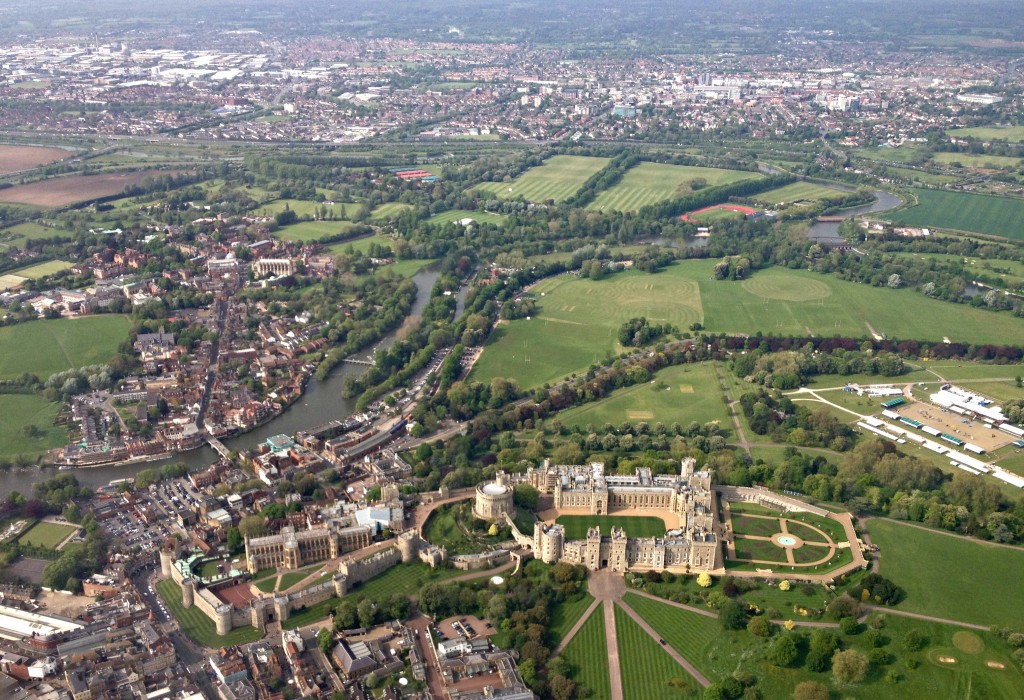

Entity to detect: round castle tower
[473,471,516,521]
[181,577,195,608]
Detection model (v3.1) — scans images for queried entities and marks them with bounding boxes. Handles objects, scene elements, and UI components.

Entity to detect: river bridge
[207,435,231,459]
[342,358,374,366]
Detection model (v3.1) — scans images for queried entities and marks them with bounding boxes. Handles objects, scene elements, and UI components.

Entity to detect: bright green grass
[253,198,356,220]
[0,315,131,380]
[623,593,753,681]
[730,515,781,538]
[550,594,595,646]
[883,166,960,186]
[328,233,396,255]
[278,565,320,591]
[8,260,72,279]
[915,363,1024,382]
[560,606,611,698]
[273,220,359,243]
[17,520,78,548]
[156,578,262,647]
[756,181,845,205]
[854,145,929,164]
[586,162,760,213]
[930,152,1024,170]
[0,394,66,460]
[427,209,509,226]
[952,381,1024,403]
[471,268,704,389]
[556,515,666,539]
[869,518,1024,628]
[255,576,278,593]
[687,207,746,223]
[886,252,1024,287]
[881,189,1024,240]
[0,222,71,248]
[370,202,414,220]
[947,125,1024,142]
[614,604,700,698]
[474,155,610,204]
[555,362,732,431]
[350,562,464,600]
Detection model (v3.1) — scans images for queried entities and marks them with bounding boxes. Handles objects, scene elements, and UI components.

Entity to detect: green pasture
[614,604,700,698]
[156,579,262,648]
[328,234,396,255]
[586,162,760,213]
[550,594,595,646]
[0,315,131,380]
[881,189,1024,240]
[370,202,415,221]
[755,181,845,205]
[561,606,611,698]
[886,252,1024,287]
[0,222,71,248]
[473,155,610,203]
[273,220,359,243]
[947,125,1024,142]
[555,362,732,430]
[868,518,1024,628]
[854,145,929,164]
[884,166,960,186]
[10,260,72,279]
[930,152,1024,170]
[17,520,78,549]
[555,515,666,539]
[0,394,66,460]
[427,209,509,226]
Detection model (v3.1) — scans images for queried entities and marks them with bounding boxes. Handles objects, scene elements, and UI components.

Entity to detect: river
[0,265,450,498]
[805,189,903,244]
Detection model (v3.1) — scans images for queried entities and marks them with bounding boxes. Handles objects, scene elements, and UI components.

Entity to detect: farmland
[555,362,732,430]
[555,515,666,539]
[755,181,846,205]
[881,189,1024,240]
[473,260,1024,389]
[930,152,1024,169]
[586,162,760,212]
[17,520,79,549]
[0,170,174,207]
[0,315,132,380]
[156,579,262,647]
[560,607,611,698]
[947,125,1024,142]
[614,604,700,698]
[0,394,66,460]
[473,155,610,203]
[868,518,1024,628]
[0,145,70,174]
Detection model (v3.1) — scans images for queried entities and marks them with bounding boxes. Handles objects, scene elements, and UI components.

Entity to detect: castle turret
[181,578,195,608]
[250,600,267,630]
[397,531,420,563]
[215,604,232,636]
[159,538,179,579]
[274,596,290,625]
[333,573,348,598]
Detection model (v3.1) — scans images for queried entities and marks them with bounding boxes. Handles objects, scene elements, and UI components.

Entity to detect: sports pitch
[0,315,132,380]
[586,162,760,212]
[755,181,845,205]
[473,155,610,203]
[17,520,79,549]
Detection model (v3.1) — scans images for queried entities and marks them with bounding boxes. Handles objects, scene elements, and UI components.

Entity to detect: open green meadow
[156,578,262,647]
[349,561,464,601]
[427,209,509,226]
[328,233,396,255]
[370,202,415,221]
[930,152,1024,170]
[626,593,1024,699]
[614,604,700,698]
[278,565,321,591]
[474,155,610,203]
[556,515,666,539]
[473,261,1024,390]
[881,189,1024,240]
[273,220,359,243]
[868,518,1024,629]
[756,181,845,205]
[17,520,78,548]
[0,315,131,380]
[253,198,357,220]
[948,125,1024,142]
[550,594,595,645]
[561,607,611,698]
[555,362,732,430]
[0,394,66,460]
[887,252,1024,287]
[0,222,71,248]
[11,260,72,279]
[586,162,760,213]
[855,145,929,164]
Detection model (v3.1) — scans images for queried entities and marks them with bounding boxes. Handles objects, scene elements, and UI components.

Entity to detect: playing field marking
[678,385,694,393]
[626,411,655,419]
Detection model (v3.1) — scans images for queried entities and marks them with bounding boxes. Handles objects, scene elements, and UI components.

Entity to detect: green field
[948,125,1024,142]
[550,594,595,645]
[868,518,1024,628]
[156,578,263,648]
[10,260,72,279]
[427,209,509,226]
[0,222,71,248]
[930,152,1024,170]
[0,394,66,460]
[555,362,732,430]
[556,515,666,539]
[17,520,78,549]
[273,220,359,243]
[855,145,929,164]
[473,261,1024,390]
[586,162,760,213]
[350,561,465,600]
[370,202,415,221]
[561,606,611,698]
[474,155,610,203]
[0,315,132,380]
[255,576,278,594]
[614,604,700,698]
[253,198,357,220]
[278,565,321,591]
[882,189,1024,240]
[756,181,845,206]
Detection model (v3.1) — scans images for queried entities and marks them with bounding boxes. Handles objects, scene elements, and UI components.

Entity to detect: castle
[244,523,374,574]
[513,458,720,573]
